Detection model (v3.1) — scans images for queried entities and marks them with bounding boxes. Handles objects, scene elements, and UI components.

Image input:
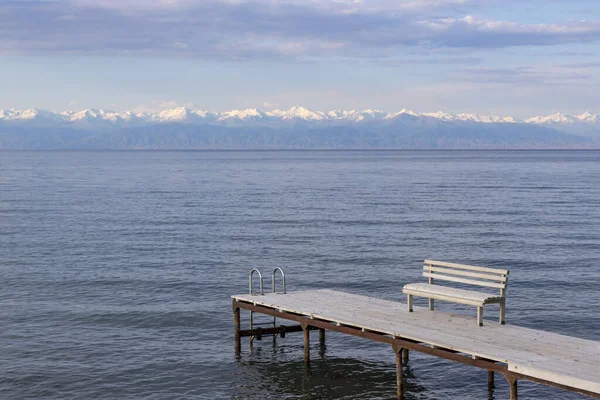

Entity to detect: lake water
[1,150,599,399]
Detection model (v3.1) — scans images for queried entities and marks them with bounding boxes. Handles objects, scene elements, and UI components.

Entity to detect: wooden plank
[422,272,506,289]
[255,296,580,370]
[424,265,508,283]
[312,290,600,363]
[235,292,508,357]
[232,290,600,367]
[235,298,600,398]
[509,362,600,394]
[309,290,592,349]
[404,290,491,307]
[246,289,597,355]
[425,259,509,275]
[239,295,512,362]
[236,292,535,364]
[232,290,600,379]
[403,283,500,302]
[514,357,600,382]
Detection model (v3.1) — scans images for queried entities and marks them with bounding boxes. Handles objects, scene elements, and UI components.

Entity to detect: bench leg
[428,298,434,311]
[407,294,413,312]
[477,307,483,327]
[499,301,506,325]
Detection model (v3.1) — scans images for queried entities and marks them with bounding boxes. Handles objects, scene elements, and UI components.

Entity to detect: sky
[0,0,599,117]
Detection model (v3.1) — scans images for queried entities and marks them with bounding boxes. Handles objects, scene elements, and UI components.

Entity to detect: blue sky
[0,0,599,117]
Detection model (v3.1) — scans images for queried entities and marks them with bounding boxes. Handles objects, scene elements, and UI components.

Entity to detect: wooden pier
[232,289,600,399]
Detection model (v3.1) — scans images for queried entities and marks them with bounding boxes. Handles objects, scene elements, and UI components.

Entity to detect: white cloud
[72,0,474,13]
[2,0,600,59]
[421,15,600,35]
[72,0,194,11]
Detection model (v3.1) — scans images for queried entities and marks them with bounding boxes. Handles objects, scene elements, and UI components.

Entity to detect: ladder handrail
[272,267,286,294]
[249,268,264,295]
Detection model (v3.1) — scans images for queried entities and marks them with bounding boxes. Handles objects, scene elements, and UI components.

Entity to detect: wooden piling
[233,305,241,355]
[395,349,404,399]
[488,370,495,388]
[304,326,310,366]
[506,375,518,400]
[319,328,326,346]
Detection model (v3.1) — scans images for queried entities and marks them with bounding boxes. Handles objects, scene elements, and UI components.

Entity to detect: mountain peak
[270,106,326,121]
[0,106,598,132]
[219,108,266,121]
[525,113,575,124]
[576,111,599,123]
[156,107,193,121]
[386,109,420,119]
[422,111,453,120]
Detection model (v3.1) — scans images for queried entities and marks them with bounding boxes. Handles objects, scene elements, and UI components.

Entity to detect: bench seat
[403,260,510,326]
[402,283,503,307]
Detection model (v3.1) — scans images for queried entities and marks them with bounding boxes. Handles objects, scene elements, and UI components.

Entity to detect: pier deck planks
[232,289,600,395]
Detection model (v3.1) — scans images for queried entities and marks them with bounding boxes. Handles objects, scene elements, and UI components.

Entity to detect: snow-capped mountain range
[0,106,598,130]
[1,106,599,149]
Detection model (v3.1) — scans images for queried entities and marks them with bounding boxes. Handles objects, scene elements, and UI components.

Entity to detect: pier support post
[506,375,518,400]
[487,371,495,390]
[402,349,409,364]
[395,348,404,399]
[233,305,241,355]
[319,328,326,346]
[303,325,310,367]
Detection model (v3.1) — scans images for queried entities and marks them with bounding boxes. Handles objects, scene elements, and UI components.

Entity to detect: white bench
[402,260,509,326]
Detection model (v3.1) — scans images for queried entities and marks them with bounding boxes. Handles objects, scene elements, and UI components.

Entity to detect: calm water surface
[1,150,599,399]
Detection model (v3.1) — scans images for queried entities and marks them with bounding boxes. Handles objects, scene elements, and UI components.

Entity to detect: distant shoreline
[1,147,600,151]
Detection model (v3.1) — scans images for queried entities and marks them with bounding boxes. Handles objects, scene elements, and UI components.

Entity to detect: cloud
[419,16,600,48]
[71,0,475,13]
[553,51,597,57]
[1,1,600,60]
[455,66,593,85]
[382,56,483,66]
[558,61,600,68]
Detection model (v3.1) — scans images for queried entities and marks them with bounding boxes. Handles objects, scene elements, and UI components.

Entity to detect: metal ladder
[248,268,286,339]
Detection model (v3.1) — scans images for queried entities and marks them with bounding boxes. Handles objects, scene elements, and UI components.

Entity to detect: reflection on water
[233,334,503,400]
[234,350,426,400]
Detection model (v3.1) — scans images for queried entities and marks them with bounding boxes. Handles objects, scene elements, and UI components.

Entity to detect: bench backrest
[423,260,509,296]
